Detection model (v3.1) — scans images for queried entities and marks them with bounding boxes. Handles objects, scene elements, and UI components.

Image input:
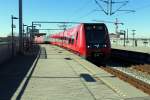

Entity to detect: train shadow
[0,45,40,100]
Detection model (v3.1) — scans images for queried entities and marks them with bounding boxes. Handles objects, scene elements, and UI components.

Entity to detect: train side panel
[77,24,87,57]
[50,23,111,61]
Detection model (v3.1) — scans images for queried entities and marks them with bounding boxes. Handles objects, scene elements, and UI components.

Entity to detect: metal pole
[23,24,24,49]
[26,26,30,50]
[115,18,118,34]
[110,0,112,15]
[31,22,34,47]
[19,0,23,53]
[132,30,136,46]
[133,34,134,46]
[124,31,126,47]
[26,26,29,38]
[107,0,109,15]
[62,28,66,47]
[127,29,128,40]
[11,15,14,57]
[22,24,27,49]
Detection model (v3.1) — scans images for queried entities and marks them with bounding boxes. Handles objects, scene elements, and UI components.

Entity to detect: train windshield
[85,24,106,44]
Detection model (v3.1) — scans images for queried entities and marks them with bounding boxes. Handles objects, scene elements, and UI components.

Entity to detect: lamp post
[120,30,126,47]
[58,23,67,46]
[27,26,35,39]
[132,30,136,46]
[31,23,41,45]
[23,24,27,33]
[26,26,33,49]
[19,0,23,53]
[23,24,27,49]
[26,25,35,50]
[26,25,37,48]
[123,30,126,47]
[11,15,18,57]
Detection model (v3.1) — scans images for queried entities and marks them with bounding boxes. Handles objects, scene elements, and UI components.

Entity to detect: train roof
[33,21,105,25]
[81,23,105,25]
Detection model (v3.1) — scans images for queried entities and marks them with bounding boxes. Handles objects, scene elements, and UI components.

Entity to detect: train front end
[84,23,111,61]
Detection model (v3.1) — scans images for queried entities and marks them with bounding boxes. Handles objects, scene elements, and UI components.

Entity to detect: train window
[71,35,75,44]
[68,38,72,44]
[71,39,74,44]
[72,35,75,39]
[76,32,78,40]
[85,25,106,44]
[86,25,104,30]
[96,26,104,30]
[86,26,92,30]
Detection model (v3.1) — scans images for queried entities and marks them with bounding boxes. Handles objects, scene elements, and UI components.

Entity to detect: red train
[50,23,111,61]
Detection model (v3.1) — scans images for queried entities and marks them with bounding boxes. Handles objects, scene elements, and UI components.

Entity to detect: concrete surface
[1,44,148,100]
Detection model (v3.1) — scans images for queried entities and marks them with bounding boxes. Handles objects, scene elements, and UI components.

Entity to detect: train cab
[84,23,111,60]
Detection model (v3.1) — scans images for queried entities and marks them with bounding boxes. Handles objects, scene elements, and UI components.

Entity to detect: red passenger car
[50,23,111,61]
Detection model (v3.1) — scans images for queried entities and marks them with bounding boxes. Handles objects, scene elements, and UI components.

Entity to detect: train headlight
[87,45,90,48]
[104,44,107,47]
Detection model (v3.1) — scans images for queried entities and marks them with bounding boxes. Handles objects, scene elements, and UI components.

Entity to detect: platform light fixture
[11,15,18,57]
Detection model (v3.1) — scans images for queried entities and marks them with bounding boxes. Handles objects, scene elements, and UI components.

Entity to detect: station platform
[0,44,149,100]
[112,45,150,54]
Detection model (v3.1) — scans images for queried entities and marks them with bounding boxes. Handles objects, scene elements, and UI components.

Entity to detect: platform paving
[10,44,150,100]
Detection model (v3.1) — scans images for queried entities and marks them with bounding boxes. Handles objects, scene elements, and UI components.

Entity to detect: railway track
[91,57,150,95]
[100,66,150,95]
[131,64,150,74]
[113,67,150,84]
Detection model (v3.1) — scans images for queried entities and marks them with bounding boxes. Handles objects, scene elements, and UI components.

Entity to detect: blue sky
[0,0,150,38]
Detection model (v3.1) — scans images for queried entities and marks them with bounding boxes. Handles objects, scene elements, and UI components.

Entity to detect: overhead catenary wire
[135,4,150,11]
[65,0,137,22]
[72,9,102,20]
[72,0,91,14]
[94,0,135,15]
[111,1,129,15]
[68,0,92,21]
[94,0,108,15]
[68,0,107,21]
